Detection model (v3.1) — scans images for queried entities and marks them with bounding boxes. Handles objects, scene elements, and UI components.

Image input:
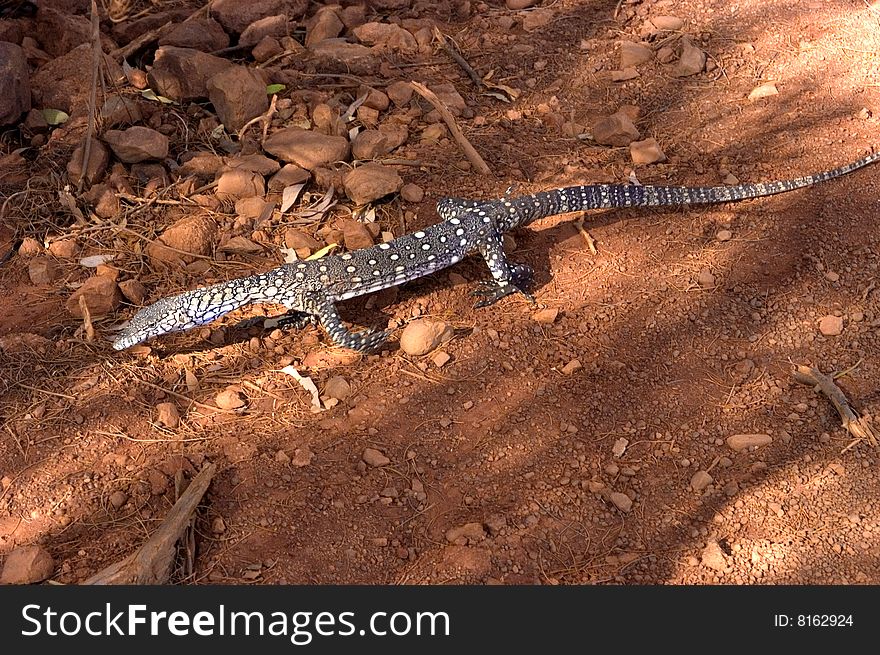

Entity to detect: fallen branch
[237,93,278,144]
[410,81,492,176]
[83,463,216,584]
[111,22,172,61]
[793,364,877,450]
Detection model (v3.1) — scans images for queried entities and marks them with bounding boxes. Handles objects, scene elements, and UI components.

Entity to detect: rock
[651,15,685,31]
[179,152,226,179]
[228,153,280,176]
[240,15,289,47]
[30,44,124,117]
[148,46,231,102]
[726,434,772,451]
[215,168,265,200]
[235,196,269,220]
[306,7,344,47]
[386,81,414,107]
[0,42,31,126]
[28,257,61,285]
[67,140,110,185]
[748,82,778,101]
[561,359,583,375]
[35,7,115,58]
[445,522,486,545]
[207,65,270,132]
[609,491,632,512]
[147,469,168,495]
[397,183,424,203]
[104,127,169,163]
[716,229,732,242]
[18,237,42,257]
[690,470,713,492]
[531,307,559,324]
[427,83,467,116]
[109,490,128,509]
[697,267,715,289]
[362,447,390,467]
[211,516,226,534]
[484,514,507,536]
[359,86,390,111]
[353,22,418,53]
[252,36,284,63]
[819,315,844,336]
[592,110,640,147]
[612,438,629,457]
[674,39,706,77]
[284,228,321,256]
[522,9,553,32]
[309,38,374,62]
[291,447,313,467]
[0,545,54,584]
[324,375,351,401]
[340,220,374,250]
[619,41,653,68]
[611,68,639,82]
[66,275,123,317]
[506,0,539,8]
[48,239,77,258]
[159,17,230,52]
[155,402,180,428]
[351,130,391,160]
[275,449,290,464]
[147,215,217,265]
[118,279,147,305]
[431,350,451,367]
[701,540,728,572]
[215,386,246,410]
[263,127,350,170]
[211,0,307,35]
[343,163,403,204]
[630,138,666,165]
[99,94,144,129]
[400,319,454,356]
[269,163,310,191]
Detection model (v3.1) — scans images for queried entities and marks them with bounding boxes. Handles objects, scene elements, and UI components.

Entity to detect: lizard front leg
[471,229,535,308]
[306,292,391,352]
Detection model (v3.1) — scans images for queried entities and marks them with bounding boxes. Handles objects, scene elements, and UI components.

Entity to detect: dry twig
[433,26,483,89]
[793,364,877,450]
[410,81,492,176]
[77,0,101,194]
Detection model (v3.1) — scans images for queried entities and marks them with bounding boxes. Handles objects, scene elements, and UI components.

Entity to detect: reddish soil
[1,0,879,585]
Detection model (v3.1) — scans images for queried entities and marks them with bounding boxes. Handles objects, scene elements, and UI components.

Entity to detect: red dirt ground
[1,0,879,585]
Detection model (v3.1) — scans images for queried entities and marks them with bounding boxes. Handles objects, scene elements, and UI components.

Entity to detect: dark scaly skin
[114,151,879,352]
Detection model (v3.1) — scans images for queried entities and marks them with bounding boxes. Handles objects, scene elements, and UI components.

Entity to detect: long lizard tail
[437,151,880,230]
[112,272,279,350]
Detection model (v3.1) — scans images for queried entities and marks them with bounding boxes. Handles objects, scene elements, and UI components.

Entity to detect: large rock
[158,17,230,52]
[215,168,265,200]
[239,15,289,47]
[207,65,269,132]
[343,163,402,204]
[67,139,110,185]
[263,127,350,170]
[400,319,453,356]
[211,0,307,34]
[147,46,231,102]
[147,215,218,265]
[592,110,641,147]
[0,545,54,584]
[66,274,124,318]
[309,38,374,62]
[352,22,418,53]
[306,7,344,47]
[0,43,31,126]
[104,127,169,163]
[35,7,116,58]
[674,38,706,77]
